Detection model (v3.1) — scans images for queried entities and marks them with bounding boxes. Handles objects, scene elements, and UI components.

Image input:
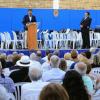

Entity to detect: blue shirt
[0,75,15,93]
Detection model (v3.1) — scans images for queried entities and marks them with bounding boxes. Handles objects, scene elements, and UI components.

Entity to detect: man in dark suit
[22,9,36,49]
[80,12,92,49]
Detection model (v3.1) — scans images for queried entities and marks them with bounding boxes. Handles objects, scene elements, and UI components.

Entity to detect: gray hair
[50,55,60,68]
[30,53,37,61]
[29,62,42,81]
[0,84,7,100]
[75,62,87,75]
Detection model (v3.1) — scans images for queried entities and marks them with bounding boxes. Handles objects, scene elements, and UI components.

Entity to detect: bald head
[75,62,87,75]
[29,62,42,81]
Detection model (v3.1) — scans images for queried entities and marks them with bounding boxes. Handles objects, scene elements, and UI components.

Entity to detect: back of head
[0,53,7,60]
[12,54,21,65]
[63,70,89,100]
[75,62,87,75]
[0,84,7,100]
[50,55,60,68]
[53,50,59,56]
[37,50,42,57]
[71,50,78,59]
[64,53,71,60]
[0,58,6,69]
[45,50,50,56]
[85,50,91,59]
[30,53,37,61]
[48,53,53,61]
[29,62,42,81]
[7,54,13,62]
[39,83,69,100]
[93,55,100,65]
[59,58,67,71]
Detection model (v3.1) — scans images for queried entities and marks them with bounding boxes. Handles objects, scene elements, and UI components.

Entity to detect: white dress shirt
[42,68,65,82]
[22,80,49,100]
[41,62,51,72]
[29,16,32,22]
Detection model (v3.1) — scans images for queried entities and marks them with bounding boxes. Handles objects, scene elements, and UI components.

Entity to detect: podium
[27,22,38,50]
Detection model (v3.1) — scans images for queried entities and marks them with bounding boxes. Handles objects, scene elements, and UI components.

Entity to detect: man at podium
[22,9,36,49]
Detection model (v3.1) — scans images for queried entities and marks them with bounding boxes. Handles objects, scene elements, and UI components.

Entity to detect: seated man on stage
[22,9,36,49]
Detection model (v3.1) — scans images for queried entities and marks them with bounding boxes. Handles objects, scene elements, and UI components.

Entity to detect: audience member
[30,52,41,65]
[64,53,74,70]
[74,62,94,94]
[42,53,52,72]
[42,55,65,82]
[6,54,13,68]
[70,50,79,69]
[0,61,15,93]
[36,50,45,64]
[39,83,69,100]
[59,58,67,71]
[22,62,49,100]
[63,70,90,100]
[42,50,50,62]
[85,50,93,64]
[0,84,8,100]
[53,50,59,57]
[10,54,21,70]
[9,56,32,83]
[91,55,100,68]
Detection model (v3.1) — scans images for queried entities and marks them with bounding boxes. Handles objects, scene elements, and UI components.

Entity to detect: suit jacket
[80,17,92,30]
[22,15,36,30]
[9,67,31,83]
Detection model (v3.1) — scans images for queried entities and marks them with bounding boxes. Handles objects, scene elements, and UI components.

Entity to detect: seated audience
[74,62,94,95]
[30,52,41,65]
[42,50,50,62]
[63,70,90,100]
[6,54,13,68]
[22,62,49,100]
[70,50,79,69]
[9,56,32,83]
[59,58,67,71]
[36,50,45,64]
[10,54,21,70]
[42,55,65,82]
[0,61,15,93]
[53,50,60,57]
[0,84,8,100]
[39,83,69,100]
[30,52,37,61]
[84,50,93,64]
[91,55,100,68]
[42,53,52,72]
[64,53,74,70]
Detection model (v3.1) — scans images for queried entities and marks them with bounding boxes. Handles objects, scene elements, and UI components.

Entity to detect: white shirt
[41,62,51,72]
[42,68,65,82]
[66,60,74,70]
[29,16,32,22]
[42,56,48,62]
[22,80,49,100]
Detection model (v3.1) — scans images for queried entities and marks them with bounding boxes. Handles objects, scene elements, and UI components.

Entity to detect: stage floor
[0,48,99,58]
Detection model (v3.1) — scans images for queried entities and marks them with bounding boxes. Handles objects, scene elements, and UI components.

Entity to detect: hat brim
[16,60,33,67]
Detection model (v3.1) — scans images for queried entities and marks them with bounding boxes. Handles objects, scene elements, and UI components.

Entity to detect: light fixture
[53,0,60,9]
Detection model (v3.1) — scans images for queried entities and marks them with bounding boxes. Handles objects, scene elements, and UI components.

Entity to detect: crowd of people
[0,48,100,100]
